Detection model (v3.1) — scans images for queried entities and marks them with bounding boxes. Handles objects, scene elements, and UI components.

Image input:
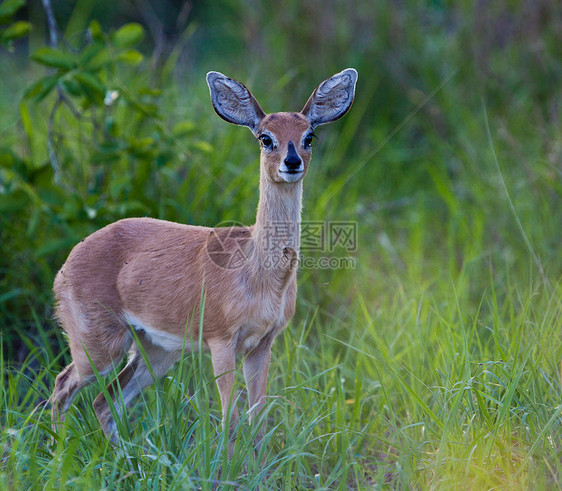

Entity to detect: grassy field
[1,1,561,489]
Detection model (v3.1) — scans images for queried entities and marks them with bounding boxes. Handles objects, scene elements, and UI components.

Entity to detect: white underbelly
[124,311,194,352]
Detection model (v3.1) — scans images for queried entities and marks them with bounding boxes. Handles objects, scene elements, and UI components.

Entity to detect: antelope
[50,68,357,448]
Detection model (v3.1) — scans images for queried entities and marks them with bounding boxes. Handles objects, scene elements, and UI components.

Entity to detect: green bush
[1,18,222,358]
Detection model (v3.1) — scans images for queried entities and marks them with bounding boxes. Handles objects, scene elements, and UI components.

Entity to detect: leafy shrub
[0,18,214,359]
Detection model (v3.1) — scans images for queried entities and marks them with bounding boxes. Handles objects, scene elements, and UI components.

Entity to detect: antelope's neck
[253,173,303,260]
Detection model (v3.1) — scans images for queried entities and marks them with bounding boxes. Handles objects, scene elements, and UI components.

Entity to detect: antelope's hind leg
[51,338,129,436]
[93,332,181,444]
[51,362,90,433]
[51,298,133,436]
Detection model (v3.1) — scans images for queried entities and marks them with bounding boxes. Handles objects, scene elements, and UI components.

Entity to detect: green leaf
[88,20,104,42]
[193,141,213,154]
[0,149,30,177]
[115,49,144,66]
[31,47,76,70]
[0,0,25,24]
[0,150,16,169]
[24,74,59,101]
[111,23,144,49]
[79,43,110,71]
[138,87,161,96]
[1,20,31,41]
[26,205,41,236]
[75,71,105,92]
[61,76,82,97]
[74,71,105,103]
[19,101,34,143]
[28,163,55,188]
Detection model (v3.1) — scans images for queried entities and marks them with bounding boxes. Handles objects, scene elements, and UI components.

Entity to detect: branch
[40,0,60,47]
[39,0,74,187]
[135,0,166,74]
[47,95,62,185]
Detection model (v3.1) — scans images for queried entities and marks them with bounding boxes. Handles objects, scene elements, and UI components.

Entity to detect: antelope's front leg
[243,335,273,451]
[208,339,239,450]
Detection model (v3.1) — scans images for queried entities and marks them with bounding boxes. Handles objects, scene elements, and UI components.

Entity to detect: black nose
[284,141,302,171]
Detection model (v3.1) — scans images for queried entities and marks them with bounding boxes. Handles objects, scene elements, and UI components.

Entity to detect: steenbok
[51,68,357,448]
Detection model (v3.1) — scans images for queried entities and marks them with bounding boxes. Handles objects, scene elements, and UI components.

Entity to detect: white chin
[279,172,303,183]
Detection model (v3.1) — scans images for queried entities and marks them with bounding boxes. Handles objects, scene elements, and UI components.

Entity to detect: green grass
[1,268,561,488]
[2,0,562,488]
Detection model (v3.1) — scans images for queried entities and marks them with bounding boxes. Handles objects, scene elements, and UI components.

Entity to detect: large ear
[301,68,357,128]
[206,71,266,135]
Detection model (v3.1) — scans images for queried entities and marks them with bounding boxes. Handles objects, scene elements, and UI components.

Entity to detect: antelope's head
[207,68,357,184]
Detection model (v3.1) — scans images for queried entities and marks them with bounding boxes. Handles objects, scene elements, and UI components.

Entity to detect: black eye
[303,133,315,148]
[260,134,273,148]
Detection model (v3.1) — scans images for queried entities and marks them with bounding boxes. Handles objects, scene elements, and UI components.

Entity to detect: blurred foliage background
[0,0,561,373]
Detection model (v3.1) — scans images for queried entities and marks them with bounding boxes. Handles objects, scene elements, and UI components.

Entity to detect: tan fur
[50,69,357,451]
